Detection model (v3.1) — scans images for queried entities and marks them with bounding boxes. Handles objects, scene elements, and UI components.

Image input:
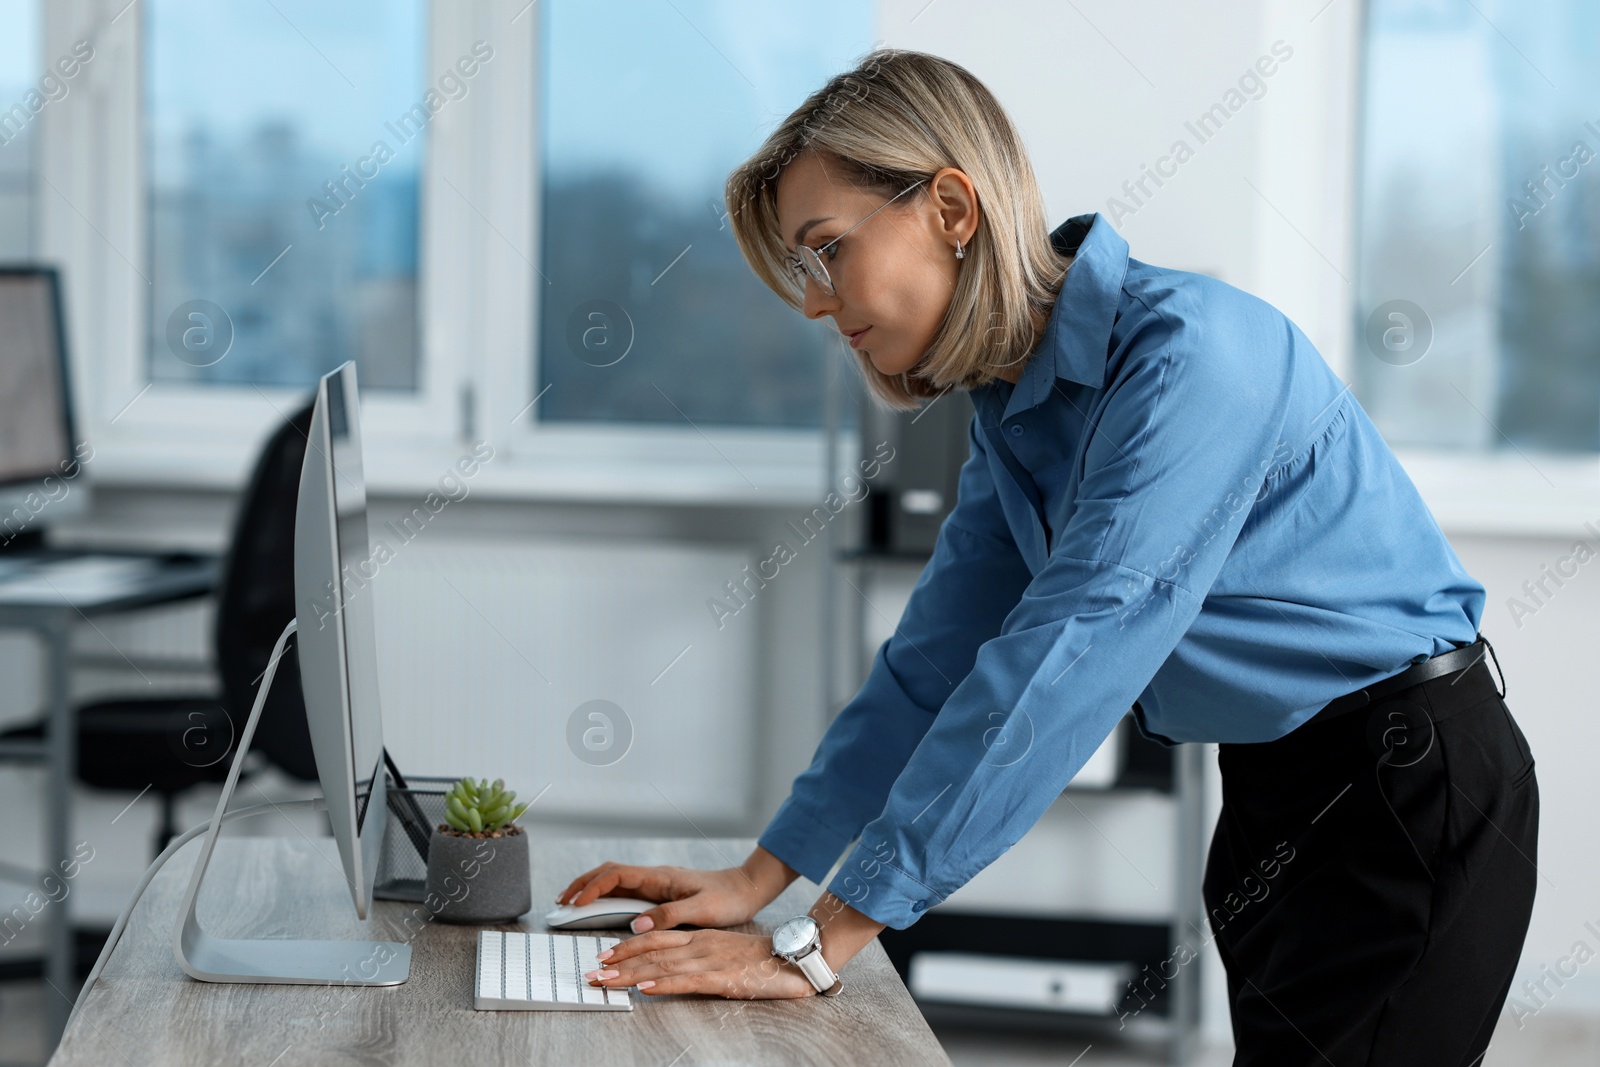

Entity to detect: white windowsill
[1396,449,1600,539]
[77,433,1600,533]
[81,433,835,508]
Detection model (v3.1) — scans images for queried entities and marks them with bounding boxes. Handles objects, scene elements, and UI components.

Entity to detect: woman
[561,49,1538,1064]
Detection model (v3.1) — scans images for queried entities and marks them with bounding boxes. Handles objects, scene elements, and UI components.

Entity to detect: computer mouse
[544,896,652,931]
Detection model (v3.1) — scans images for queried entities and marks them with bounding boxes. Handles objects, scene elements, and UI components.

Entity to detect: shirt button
[911,900,926,913]
[1009,424,1024,437]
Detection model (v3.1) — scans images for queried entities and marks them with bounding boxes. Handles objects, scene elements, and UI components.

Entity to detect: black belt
[1308,635,1502,724]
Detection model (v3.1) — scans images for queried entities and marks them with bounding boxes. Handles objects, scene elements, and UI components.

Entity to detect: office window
[0,0,39,258]
[533,0,872,429]
[1354,0,1600,454]
[145,0,426,390]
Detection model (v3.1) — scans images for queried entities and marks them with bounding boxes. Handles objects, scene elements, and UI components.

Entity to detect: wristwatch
[770,915,843,996]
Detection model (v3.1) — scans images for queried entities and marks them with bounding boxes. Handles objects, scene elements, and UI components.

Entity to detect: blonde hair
[724,48,1071,411]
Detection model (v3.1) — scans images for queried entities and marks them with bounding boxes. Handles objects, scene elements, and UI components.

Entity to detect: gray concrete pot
[424,826,532,924]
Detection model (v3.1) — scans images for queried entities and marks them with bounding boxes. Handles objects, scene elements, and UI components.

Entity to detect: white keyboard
[474,930,633,1011]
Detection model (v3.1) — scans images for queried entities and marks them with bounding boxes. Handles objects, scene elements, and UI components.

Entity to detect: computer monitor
[173,360,409,985]
[294,360,389,920]
[0,266,89,547]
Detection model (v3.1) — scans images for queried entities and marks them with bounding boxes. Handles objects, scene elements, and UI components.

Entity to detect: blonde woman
[562,49,1537,1064]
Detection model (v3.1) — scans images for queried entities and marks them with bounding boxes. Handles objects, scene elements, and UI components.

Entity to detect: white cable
[65,796,328,1032]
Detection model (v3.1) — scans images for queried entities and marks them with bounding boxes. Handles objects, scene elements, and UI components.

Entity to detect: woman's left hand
[584,929,816,999]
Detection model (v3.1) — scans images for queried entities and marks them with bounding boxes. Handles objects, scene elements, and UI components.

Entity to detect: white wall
[1446,534,1600,1022]
[0,484,837,958]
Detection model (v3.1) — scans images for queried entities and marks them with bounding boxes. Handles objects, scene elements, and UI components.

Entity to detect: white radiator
[365,534,759,824]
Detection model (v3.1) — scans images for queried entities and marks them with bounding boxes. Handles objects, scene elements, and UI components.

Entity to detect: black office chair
[1,398,319,858]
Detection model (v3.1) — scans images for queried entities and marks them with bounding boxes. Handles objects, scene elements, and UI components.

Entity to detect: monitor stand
[172,617,411,985]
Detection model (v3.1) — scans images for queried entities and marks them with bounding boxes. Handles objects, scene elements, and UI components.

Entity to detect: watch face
[772,916,818,957]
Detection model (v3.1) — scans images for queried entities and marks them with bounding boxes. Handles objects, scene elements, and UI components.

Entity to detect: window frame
[1248,3,1600,536]
[41,0,462,489]
[476,0,830,500]
[40,0,830,503]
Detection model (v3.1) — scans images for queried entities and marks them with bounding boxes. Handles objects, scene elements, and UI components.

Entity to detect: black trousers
[1202,650,1539,1066]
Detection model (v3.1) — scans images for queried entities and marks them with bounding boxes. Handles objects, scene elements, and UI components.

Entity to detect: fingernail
[596,969,618,980]
[630,916,654,933]
[583,969,598,980]
[637,980,655,990]
[595,948,613,961]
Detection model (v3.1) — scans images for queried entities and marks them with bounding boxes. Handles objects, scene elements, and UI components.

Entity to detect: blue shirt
[757,211,1486,931]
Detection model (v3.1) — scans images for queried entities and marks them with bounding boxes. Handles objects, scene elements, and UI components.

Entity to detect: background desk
[0,549,220,1046]
[52,835,952,1066]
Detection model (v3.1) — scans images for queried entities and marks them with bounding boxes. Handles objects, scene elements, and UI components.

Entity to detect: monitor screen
[324,368,385,833]
[0,272,71,487]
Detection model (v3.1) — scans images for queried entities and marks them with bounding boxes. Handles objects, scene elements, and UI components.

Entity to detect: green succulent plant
[442,777,530,835]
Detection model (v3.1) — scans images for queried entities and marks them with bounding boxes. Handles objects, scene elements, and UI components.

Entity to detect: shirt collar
[994,211,1129,423]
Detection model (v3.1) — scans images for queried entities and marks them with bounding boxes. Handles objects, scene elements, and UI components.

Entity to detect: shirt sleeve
[756,412,1036,885]
[826,319,1294,928]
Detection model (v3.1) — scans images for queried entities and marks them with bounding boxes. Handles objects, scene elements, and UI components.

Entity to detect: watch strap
[794,945,841,996]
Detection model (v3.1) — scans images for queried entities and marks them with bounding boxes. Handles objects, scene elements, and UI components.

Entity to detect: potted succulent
[424,777,533,924]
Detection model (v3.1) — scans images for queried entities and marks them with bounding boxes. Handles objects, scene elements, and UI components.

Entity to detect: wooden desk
[52,835,952,1066]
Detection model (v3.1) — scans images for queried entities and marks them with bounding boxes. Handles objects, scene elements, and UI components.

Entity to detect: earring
[954,239,964,260]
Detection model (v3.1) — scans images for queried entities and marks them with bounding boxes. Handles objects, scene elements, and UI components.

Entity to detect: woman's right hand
[555,861,773,932]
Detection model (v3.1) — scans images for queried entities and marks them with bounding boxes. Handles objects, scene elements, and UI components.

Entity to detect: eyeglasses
[786,178,927,297]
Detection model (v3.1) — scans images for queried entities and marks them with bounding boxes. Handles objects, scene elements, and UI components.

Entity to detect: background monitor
[293,360,389,919]
[0,266,88,545]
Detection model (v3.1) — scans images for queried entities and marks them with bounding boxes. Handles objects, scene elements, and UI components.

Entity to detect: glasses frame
[787,178,928,297]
